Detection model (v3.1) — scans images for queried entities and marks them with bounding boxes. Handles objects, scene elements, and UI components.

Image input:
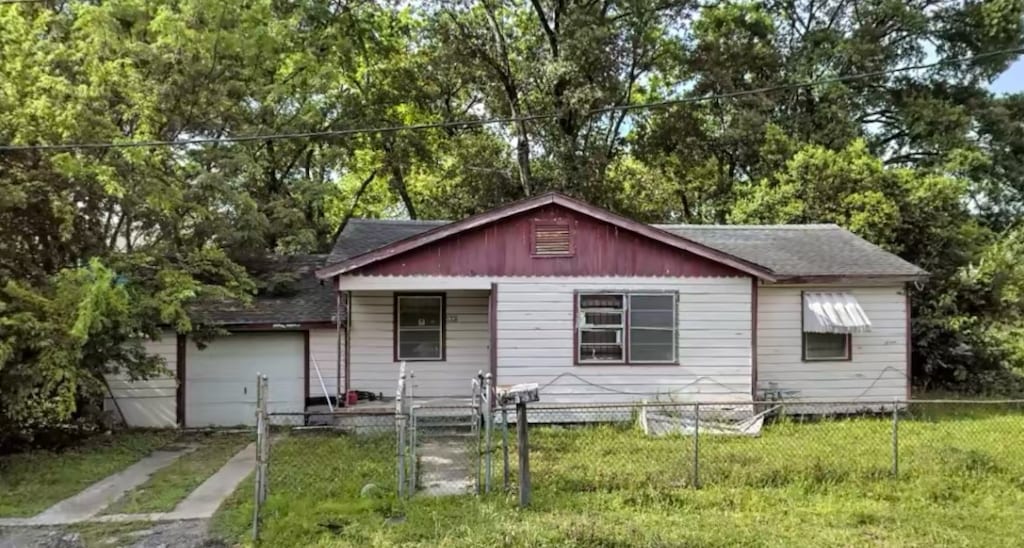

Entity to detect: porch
[337,282,496,404]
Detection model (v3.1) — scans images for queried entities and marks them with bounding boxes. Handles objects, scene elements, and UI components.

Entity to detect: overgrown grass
[0,430,178,517]
[213,404,1024,547]
[102,431,253,515]
[210,430,397,546]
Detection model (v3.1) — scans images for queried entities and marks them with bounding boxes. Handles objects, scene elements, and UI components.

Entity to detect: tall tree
[2,0,1024,439]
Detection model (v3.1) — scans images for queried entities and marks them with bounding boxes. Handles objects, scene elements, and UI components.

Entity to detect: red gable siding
[350,204,746,278]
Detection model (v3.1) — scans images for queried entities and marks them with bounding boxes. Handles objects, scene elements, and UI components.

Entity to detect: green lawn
[102,431,253,515]
[212,404,1024,547]
[0,431,178,517]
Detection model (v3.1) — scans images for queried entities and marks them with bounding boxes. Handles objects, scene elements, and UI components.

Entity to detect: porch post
[335,284,343,404]
[344,290,352,398]
[489,282,498,385]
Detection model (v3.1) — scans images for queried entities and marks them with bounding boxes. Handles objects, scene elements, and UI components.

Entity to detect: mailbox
[498,382,540,508]
[497,383,540,406]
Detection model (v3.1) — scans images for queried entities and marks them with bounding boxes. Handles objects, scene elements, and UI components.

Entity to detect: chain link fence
[499,400,1024,497]
[247,374,1024,541]
[250,410,398,541]
[249,368,488,542]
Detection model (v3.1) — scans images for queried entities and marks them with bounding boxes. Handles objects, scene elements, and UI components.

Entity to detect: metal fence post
[692,402,700,489]
[258,375,269,505]
[474,371,484,495]
[891,398,900,477]
[397,414,406,498]
[409,405,418,496]
[483,373,493,494]
[252,373,267,542]
[396,366,407,499]
[501,406,510,492]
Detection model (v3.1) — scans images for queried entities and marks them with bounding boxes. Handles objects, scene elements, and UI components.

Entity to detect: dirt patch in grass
[0,430,177,517]
[103,432,253,515]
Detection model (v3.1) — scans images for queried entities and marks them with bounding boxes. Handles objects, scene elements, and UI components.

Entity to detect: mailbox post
[516,400,530,507]
[497,383,539,508]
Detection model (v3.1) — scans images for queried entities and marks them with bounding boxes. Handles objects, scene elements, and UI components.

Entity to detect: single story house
[109,192,925,427]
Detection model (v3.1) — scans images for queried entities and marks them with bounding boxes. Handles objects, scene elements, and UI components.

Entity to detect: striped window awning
[802,292,872,334]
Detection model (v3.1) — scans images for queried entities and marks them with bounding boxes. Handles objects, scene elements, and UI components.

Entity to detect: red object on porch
[346,391,358,406]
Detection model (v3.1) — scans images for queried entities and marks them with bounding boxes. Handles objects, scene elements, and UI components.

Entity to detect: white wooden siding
[105,331,178,428]
[756,285,908,403]
[348,290,490,398]
[496,277,753,404]
[309,328,343,399]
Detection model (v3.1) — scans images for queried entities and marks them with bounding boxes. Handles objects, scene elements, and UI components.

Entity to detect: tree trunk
[332,169,377,241]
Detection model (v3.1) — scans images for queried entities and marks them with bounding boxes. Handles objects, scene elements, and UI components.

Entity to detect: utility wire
[591,49,1021,114]
[0,47,1020,152]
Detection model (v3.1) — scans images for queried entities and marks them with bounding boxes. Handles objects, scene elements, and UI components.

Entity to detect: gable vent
[534,223,572,256]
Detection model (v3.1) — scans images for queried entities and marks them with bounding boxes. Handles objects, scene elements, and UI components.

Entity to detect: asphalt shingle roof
[656,224,926,278]
[327,218,449,263]
[193,254,338,326]
[328,219,925,279]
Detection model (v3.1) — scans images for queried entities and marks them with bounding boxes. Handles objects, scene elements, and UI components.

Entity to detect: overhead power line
[0,47,1020,152]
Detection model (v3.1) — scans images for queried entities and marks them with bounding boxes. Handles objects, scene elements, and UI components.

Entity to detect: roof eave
[769,272,930,285]
[209,320,340,330]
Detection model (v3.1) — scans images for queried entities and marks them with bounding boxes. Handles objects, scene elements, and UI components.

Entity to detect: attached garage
[184,331,306,427]
[104,255,344,428]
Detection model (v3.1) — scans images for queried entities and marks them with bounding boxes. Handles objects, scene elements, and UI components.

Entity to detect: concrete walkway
[418,437,475,496]
[0,446,196,527]
[0,443,255,527]
[97,442,256,522]
[168,442,255,519]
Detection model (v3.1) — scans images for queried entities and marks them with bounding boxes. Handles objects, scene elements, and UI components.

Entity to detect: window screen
[396,295,444,360]
[803,332,849,360]
[628,294,676,362]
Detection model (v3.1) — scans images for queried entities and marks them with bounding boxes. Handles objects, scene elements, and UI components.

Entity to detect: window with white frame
[803,332,850,361]
[577,292,677,364]
[395,295,445,361]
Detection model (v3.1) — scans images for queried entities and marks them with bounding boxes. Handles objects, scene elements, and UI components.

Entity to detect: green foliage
[1,261,137,433]
[732,140,904,246]
[0,255,250,441]
[1,0,1024,440]
[919,227,1024,389]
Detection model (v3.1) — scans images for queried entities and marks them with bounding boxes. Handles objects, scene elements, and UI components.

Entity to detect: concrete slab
[0,517,36,527]
[24,446,196,526]
[417,437,475,496]
[164,442,256,519]
[0,443,256,528]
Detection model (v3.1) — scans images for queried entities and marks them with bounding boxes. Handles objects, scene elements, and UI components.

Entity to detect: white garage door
[185,332,305,427]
